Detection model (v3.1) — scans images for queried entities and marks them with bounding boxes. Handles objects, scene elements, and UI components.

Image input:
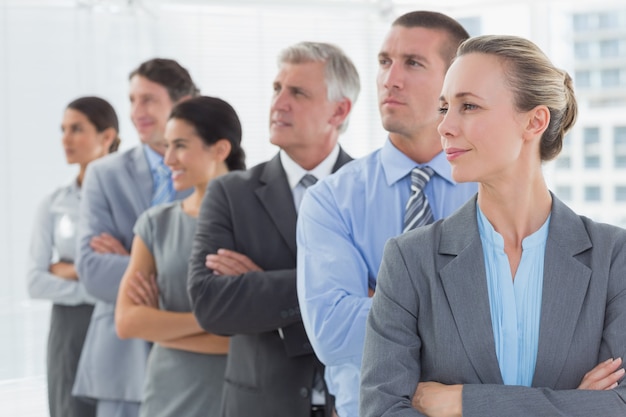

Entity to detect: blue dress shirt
[296,138,477,417]
[478,204,549,387]
[144,144,173,203]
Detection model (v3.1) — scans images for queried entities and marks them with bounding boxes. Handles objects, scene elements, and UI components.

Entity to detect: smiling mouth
[445,148,468,160]
[271,120,291,127]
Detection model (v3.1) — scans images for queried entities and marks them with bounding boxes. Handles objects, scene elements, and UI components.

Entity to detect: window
[601,69,620,87]
[598,11,619,29]
[575,70,591,88]
[555,156,571,169]
[573,13,590,31]
[574,41,590,59]
[556,134,572,169]
[584,127,601,169]
[555,185,572,201]
[585,186,602,202]
[614,127,626,168]
[600,39,620,58]
[616,186,626,202]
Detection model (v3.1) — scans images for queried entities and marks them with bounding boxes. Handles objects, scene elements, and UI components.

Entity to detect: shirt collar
[143,144,165,172]
[380,137,456,186]
[280,144,340,190]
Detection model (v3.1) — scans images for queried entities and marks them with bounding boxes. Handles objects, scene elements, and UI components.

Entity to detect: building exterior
[550,6,626,227]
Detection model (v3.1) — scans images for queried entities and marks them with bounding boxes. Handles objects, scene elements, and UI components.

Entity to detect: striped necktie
[295,174,318,212]
[403,166,435,232]
[151,161,173,206]
[300,174,318,189]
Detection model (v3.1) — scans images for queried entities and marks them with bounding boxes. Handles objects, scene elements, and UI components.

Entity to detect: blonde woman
[361,35,626,417]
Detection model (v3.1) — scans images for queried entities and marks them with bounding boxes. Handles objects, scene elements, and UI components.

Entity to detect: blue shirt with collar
[296,138,477,417]
[143,144,173,202]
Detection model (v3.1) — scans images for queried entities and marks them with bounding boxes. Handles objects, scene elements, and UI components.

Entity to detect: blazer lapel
[255,154,298,256]
[332,147,353,172]
[254,148,352,256]
[532,196,592,387]
[438,197,504,384]
[126,145,152,212]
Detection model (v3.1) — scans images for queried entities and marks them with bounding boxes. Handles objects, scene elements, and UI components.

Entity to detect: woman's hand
[126,271,159,308]
[49,262,78,280]
[578,357,625,390]
[412,381,463,417]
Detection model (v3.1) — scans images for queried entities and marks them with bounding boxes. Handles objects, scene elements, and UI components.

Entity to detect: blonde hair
[457,35,577,161]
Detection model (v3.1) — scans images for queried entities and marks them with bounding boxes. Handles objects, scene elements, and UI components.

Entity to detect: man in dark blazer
[74,59,196,417]
[188,42,360,417]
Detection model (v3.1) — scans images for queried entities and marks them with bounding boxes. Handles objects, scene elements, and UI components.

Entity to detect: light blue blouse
[477,203,550,386]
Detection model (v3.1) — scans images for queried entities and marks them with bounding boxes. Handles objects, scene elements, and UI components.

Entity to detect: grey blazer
[188,150,352,417]
[73,146,190,402]
[360,195,626,417]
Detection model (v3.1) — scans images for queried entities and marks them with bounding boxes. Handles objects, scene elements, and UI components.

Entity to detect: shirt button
[299,387,309,398]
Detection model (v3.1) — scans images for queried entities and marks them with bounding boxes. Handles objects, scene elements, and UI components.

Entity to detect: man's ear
[329,98,352,128]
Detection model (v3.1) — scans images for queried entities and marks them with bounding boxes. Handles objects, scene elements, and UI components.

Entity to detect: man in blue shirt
[74,59,196,417]
[296,11,477,417]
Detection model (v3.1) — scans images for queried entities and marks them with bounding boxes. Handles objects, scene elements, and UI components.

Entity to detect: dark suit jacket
[189,150,352,417]
[360,195,626,417]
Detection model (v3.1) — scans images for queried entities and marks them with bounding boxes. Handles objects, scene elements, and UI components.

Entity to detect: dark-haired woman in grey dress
[27,96,121,417]
[115,96,246,417]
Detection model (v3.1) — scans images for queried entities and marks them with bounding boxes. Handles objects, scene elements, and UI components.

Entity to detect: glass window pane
[555,186,572,201]
[601,69,620,87]
[556,156,571,169]
[575,70,591,88]
[575,41,590,59]
[616,186,626,202]
[599,12,619,29]
[585,186,602,201]
[573,14,589,31]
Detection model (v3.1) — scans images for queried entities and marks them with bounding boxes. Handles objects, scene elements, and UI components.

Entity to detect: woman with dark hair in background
[115,96,246,417]
[27,96,121,417]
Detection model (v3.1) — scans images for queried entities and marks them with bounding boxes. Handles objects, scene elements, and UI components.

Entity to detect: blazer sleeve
[26,193,94,304]
[360,231,626,417]
[76,163,131,303]
[188,178,301,336]
[360,237,427,417]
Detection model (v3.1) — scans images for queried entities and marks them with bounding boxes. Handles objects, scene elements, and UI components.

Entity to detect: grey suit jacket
[73,145,190,402]
[361,195,626,417]
[188,150,352,417]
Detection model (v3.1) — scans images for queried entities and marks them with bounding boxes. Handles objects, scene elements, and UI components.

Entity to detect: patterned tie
[295,174,318,212]
[151,161,173,206]
[403,166,435,232]
[300,174,318,189]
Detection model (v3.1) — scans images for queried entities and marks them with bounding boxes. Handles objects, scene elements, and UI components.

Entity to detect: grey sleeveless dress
[134,202,226,417]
